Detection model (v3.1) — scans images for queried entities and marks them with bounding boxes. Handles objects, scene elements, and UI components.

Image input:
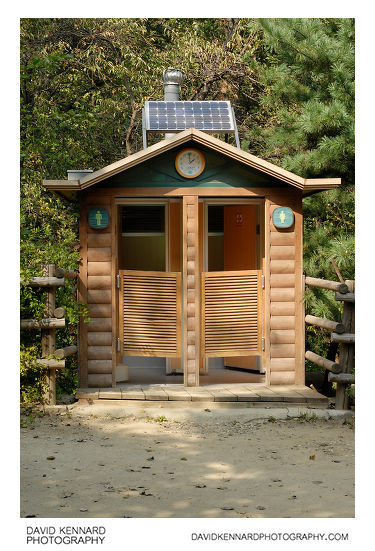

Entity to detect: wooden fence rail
[22,277,65,287]
[328,373,355,384]
[54,346,78,359]
[305,276,349,294]
[305,277,355,410]
[304,350,341,374]
[305,314,345,334]
[21,318,66,330]
[55,267,78,279]
[20,264,77,405]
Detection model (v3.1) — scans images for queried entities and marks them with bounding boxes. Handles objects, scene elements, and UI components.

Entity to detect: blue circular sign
[272,207,294,229]
[88,208,109,229]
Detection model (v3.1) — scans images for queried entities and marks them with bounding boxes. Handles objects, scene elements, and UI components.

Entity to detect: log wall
[77,188,304,389]
[79,195,114,388]
[266,193,304,385]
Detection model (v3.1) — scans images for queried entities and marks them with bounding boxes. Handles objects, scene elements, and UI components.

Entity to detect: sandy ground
[20,403,354,518]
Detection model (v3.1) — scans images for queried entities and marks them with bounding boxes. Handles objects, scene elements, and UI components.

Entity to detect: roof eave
[303,178,342,196]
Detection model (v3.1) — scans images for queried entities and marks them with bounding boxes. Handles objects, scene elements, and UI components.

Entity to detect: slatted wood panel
[120,270,181,357]
[201,270,262,357]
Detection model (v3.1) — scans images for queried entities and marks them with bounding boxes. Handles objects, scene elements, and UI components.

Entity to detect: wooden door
[201,270,263,358]
[119,270,181,357]
[223,205,261,369]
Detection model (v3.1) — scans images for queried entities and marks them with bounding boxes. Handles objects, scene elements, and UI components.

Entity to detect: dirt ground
[20,403,354,519]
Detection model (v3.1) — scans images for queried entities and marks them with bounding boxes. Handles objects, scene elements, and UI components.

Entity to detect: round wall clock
[175,148,205,178]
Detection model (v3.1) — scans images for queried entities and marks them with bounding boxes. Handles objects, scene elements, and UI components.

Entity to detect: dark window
[208,205,224,233]
[122,205,165,233]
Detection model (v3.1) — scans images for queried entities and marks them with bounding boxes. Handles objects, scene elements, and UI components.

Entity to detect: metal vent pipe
[162,68,185,138]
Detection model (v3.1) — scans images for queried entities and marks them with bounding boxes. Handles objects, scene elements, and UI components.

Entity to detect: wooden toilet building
[44,127,340,390]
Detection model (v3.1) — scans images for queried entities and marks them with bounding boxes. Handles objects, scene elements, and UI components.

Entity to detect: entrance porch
[76,383,328,405]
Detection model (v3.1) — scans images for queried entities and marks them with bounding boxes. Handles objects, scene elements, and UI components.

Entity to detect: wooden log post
[41,264,57,405]
[335,280,355,410]
[183,196,200,387]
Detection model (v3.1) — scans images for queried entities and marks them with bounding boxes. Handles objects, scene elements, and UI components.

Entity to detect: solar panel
[144,101,236,133]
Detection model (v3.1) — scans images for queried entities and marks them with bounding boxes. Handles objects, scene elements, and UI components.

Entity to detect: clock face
[175,149,205,178]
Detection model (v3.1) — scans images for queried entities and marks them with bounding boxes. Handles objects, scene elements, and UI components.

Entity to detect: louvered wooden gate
[201,270,263,357]
[119,270,182,357]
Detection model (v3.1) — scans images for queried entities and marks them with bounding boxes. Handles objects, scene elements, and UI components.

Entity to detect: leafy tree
[21,18,264,165]
[244,19,354,181]
[243,18,355,368]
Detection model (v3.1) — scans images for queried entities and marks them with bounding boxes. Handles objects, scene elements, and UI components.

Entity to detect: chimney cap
[162,68,185,86]
[67,169,93,180]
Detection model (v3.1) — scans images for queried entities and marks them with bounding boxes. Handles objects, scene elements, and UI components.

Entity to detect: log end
[54,307,66,319]
[338,283,349,294]
[335,323,345,335]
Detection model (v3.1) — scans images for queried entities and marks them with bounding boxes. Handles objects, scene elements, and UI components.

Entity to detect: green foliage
[20,151,86,402]
[244,18,354,182]
[20,343,44,403]
[21,18,264,159]
[242,19,355,371]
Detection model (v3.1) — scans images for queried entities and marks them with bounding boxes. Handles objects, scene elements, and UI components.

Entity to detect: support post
[183,196,200,386]
[335,280,355,410]
[41,264,57,405]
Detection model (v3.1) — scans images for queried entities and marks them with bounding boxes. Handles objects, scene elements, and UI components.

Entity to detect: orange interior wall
[224,205,256,270]
[169,201,181,272]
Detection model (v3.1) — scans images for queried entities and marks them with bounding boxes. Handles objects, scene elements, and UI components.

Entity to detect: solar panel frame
[144,100,236,134]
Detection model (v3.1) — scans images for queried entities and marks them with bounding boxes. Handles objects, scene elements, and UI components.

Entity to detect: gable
[96,143,288,190]
[43,128,341,198]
